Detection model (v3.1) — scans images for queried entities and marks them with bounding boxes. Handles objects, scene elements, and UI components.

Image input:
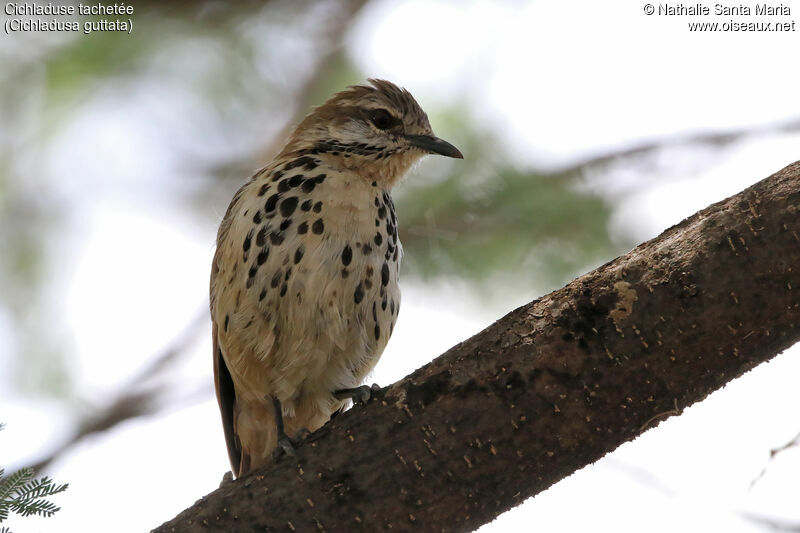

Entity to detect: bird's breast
[215,159,402,400]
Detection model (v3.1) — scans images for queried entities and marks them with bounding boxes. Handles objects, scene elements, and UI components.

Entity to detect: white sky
[3,0,800,531]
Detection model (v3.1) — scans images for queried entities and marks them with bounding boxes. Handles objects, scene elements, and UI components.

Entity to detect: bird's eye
[369,109,395,130]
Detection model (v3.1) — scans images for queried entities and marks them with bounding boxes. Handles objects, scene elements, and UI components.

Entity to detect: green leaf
[398,161,616,291]
[0,469,33,504]
[1,426,68,525]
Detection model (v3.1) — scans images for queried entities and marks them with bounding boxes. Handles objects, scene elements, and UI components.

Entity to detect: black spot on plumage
[366,266,373,278]
[313,201,323,213]
[280,218,292,231]
[341,268,349,278]
[315,174,326,184]
[288,174,303,188]
[374,196,380,207]
[284,156,318,171]
[393,247,399,262]
[224,314,229,332]
[381,297,387,311]
[301,180,315,194]
[371,181,377,187]
[258,183,270,196]
[312,218,324,235]
[271,271,281,288]
[243,229,254,253]
[354,283,364,304]
[378,205,387,219]
[278,179,291,193]
[259,289,266,301]
[375,219,380,227]
[265,193,280,212]
[270,232,284,246]
[294,246,304,264]
[253,211,263,224]
[256,226,267,247]
[390,299,395,315]
[374,324,380,340]
[271,170,284,182]
[362,243,372,255]
[280,196,298,217]
[280,283,287,297]
[372,301,377,321]
[381,262,390,286]
[374,232,383,246]
[342,245,352,266]
[257,248,269,265]
[284,268,292,281]
[297,221,308,234]
[301,199,312,212]
[248,263,259,278]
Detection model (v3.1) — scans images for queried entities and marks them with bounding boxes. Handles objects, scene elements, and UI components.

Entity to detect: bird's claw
[272,434,296,460]
[334,383,382,404]
[272,427,310,461]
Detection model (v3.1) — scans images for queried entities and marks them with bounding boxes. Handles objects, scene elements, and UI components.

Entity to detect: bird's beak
[405,134,464,159]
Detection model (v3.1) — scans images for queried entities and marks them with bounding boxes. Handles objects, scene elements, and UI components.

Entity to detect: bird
[210,79,463,478]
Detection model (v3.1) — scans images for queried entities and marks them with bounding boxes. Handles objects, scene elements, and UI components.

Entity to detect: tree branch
[564,114,800,173]
[154,160,800,533]
[26,311,208,474]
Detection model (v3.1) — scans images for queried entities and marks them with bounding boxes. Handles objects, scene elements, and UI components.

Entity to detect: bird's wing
[212,319,241,476]
[210,184,249,476]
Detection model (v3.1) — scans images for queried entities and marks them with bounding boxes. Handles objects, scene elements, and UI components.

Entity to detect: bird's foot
[334,383,382,404]
[272,433,296,460]
[270,395,299,461]
[271,427,311,461]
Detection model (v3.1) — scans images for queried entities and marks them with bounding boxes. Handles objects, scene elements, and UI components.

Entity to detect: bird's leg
[271,396,296,459]
[334,383,382,404]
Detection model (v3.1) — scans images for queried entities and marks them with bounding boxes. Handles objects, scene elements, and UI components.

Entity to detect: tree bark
[153,160,800,533]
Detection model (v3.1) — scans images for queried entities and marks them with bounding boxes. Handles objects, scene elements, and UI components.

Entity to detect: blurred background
[1,1,799,531]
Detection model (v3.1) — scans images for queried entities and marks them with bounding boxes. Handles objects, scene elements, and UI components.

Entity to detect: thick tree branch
[154,161,800,533]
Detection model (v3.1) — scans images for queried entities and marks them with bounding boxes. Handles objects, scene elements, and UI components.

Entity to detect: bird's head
[279,79,463,187]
